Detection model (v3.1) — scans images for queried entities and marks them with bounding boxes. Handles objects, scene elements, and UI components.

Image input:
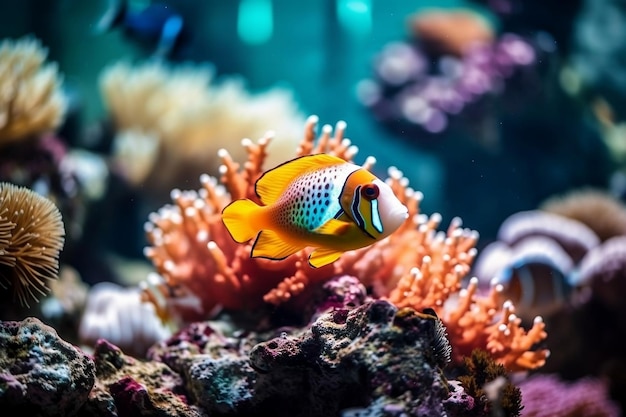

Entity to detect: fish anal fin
[308,247,344,268]
[252,230,304,260]
[314,218,353,236]
[256,154,347,205]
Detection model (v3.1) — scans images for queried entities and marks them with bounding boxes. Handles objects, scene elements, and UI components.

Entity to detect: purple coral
[358,33,538,136]
[518,374,621,417]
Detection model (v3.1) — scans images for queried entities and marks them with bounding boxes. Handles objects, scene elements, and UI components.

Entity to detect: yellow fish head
[341,170,409,240]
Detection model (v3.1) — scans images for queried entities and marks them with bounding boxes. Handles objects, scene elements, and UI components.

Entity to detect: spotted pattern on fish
[272,163,360,232]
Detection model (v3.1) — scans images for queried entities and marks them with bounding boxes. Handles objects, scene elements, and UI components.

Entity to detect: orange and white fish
[221,153,409,268]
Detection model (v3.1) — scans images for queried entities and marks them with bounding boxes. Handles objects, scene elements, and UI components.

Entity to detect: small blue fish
[95,0,187,60]
[221,154,409,268]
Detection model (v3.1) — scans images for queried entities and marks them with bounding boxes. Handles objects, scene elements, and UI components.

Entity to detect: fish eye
[361,183,379,200]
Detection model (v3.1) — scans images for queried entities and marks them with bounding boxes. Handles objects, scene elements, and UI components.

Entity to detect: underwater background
[0,0,625,416]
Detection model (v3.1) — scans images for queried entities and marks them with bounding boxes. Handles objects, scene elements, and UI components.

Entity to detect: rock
[77,339,206,417]
[151,298,472,417]
[0,317,95,416]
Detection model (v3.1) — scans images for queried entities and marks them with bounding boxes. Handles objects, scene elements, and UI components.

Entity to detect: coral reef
[357,11,538,137]
[99,60,305,197]
[518,374,621,417]
[248,300,455,417]
[147,281,479,417]
[78,282,171,358]
[0,37,67,146]
[0,317,95,416]
[142,116,548,373]
[140,116,368,322]
[0,182,65,307]
[471,205,626,413]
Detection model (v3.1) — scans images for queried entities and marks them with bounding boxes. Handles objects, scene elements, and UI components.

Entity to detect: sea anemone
[0,37,67,146]
[0,182,65,306]
[79,282,171,358]
[99,60,305,198]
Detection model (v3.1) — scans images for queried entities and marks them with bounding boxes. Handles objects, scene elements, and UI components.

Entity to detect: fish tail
[221,199,262,243]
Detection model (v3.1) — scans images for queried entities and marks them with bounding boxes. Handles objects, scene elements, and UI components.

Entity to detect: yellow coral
[0,37,67,146]
[99,61,305,196]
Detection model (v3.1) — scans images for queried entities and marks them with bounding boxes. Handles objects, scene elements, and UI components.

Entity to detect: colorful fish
[221,154,409,268]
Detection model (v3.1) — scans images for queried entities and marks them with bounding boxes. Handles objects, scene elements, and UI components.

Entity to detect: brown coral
[0,37,67,146]
[540,188,626,242]
[0,182,65,306]
[407,8,495,56]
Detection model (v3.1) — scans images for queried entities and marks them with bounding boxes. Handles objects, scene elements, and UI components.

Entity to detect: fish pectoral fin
[251,230,304,260]
[308,248,344,268]
[314,218,353,236]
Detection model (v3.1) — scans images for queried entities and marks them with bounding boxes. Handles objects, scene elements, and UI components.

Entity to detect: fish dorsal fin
[251,230,305,260]
[256,154,347,205]
[314,218,353,236]
[308,247,344,268]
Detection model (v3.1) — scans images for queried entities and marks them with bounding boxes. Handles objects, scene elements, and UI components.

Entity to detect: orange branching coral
[0,37,67,146]
[374,213,477,301]
[375,205,548,371]
[141,117,351,321]
[141,116,549,372]
[389,267,549,371]
[485,300,549,371]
